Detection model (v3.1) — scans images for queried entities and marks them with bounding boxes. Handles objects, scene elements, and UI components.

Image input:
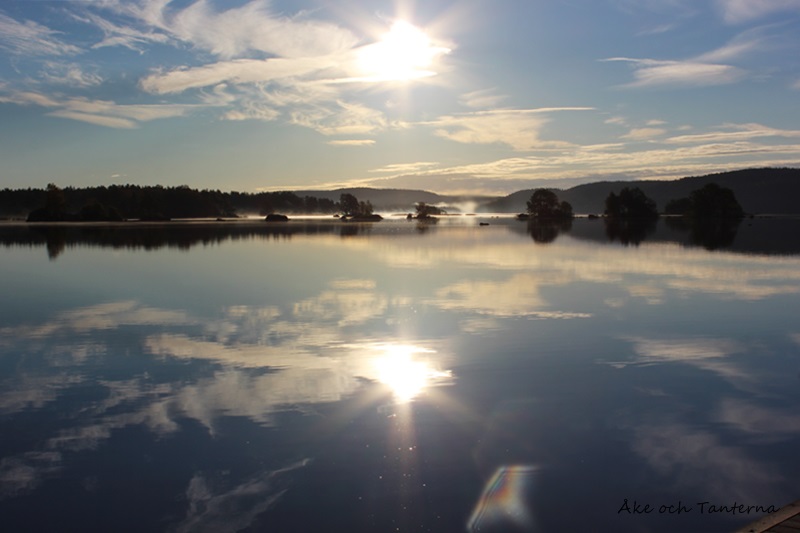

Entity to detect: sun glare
[358,21,450,82]
[373,344,450,402]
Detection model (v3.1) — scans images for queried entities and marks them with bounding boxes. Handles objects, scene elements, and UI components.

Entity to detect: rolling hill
[482,168,800,215]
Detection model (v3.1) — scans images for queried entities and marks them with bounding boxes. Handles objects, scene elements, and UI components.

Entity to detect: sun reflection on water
[372,343,451,402]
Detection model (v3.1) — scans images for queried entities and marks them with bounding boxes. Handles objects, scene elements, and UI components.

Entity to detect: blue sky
[1,0,799,195]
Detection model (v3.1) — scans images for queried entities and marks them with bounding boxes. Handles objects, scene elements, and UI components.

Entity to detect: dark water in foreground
[1,217,799,532]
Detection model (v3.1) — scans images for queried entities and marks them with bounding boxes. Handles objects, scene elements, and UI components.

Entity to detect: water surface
[1,217,799,532]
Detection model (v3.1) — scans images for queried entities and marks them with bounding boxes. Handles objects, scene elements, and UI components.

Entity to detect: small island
[338,193,383,221]
[517,189,574,220]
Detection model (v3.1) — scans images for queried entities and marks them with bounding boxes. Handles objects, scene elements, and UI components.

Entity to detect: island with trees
[338,193,382,221]
[516,189,574,220]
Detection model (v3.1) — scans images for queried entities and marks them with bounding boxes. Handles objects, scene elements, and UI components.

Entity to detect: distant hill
[3,168,797,219]
[482,168,800,214]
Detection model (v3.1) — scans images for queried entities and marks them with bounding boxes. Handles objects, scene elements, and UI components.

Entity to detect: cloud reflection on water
[2,225,800,530]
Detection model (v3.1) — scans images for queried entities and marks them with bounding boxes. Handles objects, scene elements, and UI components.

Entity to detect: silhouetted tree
[27,183,70,221]
[339,193,361,216]
[666,183,744,218]
[79,200,124,222]
[45,183,66,217]
[339,193,376,218]
[526,189,573,219]
[664,197,693,215]
[359,200,374,216]
[605,187,658,218]
[688,183,744,218]
[415,202,444,218]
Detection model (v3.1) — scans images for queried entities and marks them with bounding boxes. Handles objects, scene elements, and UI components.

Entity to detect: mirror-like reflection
[1,219,799,532]
[370,343,451,402]
[4,216,800,259]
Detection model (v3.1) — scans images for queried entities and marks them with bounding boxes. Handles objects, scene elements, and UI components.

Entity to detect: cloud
[606,57,746,88]
[605,116,628,126]
[140,57,338,94]
[141,57,395,132]
[427,108,593,151]
[336,139,800,194]
[621,127,666,140]
[0,90,199,129]
[290,100,390,136]
[459,88,507,109]
[71,11,170,52]
[695,30,765,63]
[327,139,376,147]
[716,0,800,23]
[0,3,445,138]
[666,123,800,143]
[604,29,769,88]
[0,91,60,108]
[623,336,742,363]
[175,461,310,533]
[632,422,780,502]
[0,452,62,500]
[93,0,358,59]
[0,300,193,339]
[0,374,84,416]
[0,13,80,56]
[716,398,800,437]
[431,275,548,317]
[369,161,439,173]
[38,62,103,88]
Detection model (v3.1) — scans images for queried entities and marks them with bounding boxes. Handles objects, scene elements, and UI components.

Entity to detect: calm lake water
[1,217,799,532]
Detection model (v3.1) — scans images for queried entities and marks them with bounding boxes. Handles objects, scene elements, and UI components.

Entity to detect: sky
[1,0,799,195]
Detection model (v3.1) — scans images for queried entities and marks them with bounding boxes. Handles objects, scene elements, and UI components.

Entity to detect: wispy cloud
[426,108,593,151]
[326,139,376,147]
[716,0,800,24]
[369,161,439,173]
[290,100,390,136]
[716,398,800,437]
[632,422,780,502]
[0,90,201,129]
[621,127,666,140]
[0,1,442,137]
[139,57,339,95]
[38,62,103,88]
[623,336,742,363]
[605,57,746,88]
[71,11,170,52]
[0,13,80,56]
[175,461,310,533]
[459,88,507,109]
[93,0,359,59]
[666,123,800,143]
[604,29,768,88]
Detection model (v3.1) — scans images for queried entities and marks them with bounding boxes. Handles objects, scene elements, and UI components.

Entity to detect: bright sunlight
[357,21,451,82]
[373,343,451,402]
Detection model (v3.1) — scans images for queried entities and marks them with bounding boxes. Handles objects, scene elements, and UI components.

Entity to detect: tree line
[0,184,342,221]
[519,182,744,220]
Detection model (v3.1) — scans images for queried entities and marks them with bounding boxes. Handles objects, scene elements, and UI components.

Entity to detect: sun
[372,343,451,402]
[357,21,450,82]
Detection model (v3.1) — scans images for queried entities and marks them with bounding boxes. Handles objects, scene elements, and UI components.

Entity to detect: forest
[0,184,339,221]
